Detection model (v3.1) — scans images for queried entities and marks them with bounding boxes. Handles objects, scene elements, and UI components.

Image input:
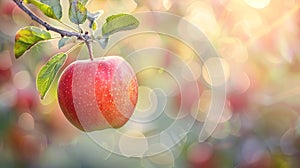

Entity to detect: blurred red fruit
[187,142,216,168]
[1,1,16,16]
[7,126,46,162]
[0,68,11,83]
[14,88,38,112]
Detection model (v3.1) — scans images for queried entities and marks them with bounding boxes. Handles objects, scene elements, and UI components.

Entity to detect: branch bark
[12,0,90,41]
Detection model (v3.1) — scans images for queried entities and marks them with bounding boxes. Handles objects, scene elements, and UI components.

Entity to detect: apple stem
[86,41,94,61]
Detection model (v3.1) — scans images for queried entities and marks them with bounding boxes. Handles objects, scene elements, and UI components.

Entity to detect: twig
[85,40,94,61]
[12,0,90,41]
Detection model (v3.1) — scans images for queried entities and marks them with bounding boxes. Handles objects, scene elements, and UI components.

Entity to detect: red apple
[57,56,138,132]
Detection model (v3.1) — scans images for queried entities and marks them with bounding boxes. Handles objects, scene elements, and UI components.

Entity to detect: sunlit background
[1,0,300,167]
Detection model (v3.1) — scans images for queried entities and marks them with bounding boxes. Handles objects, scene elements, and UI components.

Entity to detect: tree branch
[13,0,90,41]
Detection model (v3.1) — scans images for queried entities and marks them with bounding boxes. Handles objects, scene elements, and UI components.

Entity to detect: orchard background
[1,0,300,167]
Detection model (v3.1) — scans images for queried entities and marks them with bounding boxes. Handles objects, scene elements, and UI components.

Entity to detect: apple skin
[57,56,138,132]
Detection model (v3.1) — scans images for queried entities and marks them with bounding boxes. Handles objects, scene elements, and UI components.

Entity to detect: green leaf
[91,22,98,31]
[37,53,67,99]
[102,14,139,36]
[69,0,87,24]
[87,10,103,30]
[69,0,88,5]
[41,0,62,20]
[58,37,77,49]
[14,26,51,58]
[79,0,88,5]
[96,36,108,49]
[25,0,57,19]
[87,10,103,21]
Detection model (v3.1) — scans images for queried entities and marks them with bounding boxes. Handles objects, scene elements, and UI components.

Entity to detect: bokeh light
[243,0,271,9]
